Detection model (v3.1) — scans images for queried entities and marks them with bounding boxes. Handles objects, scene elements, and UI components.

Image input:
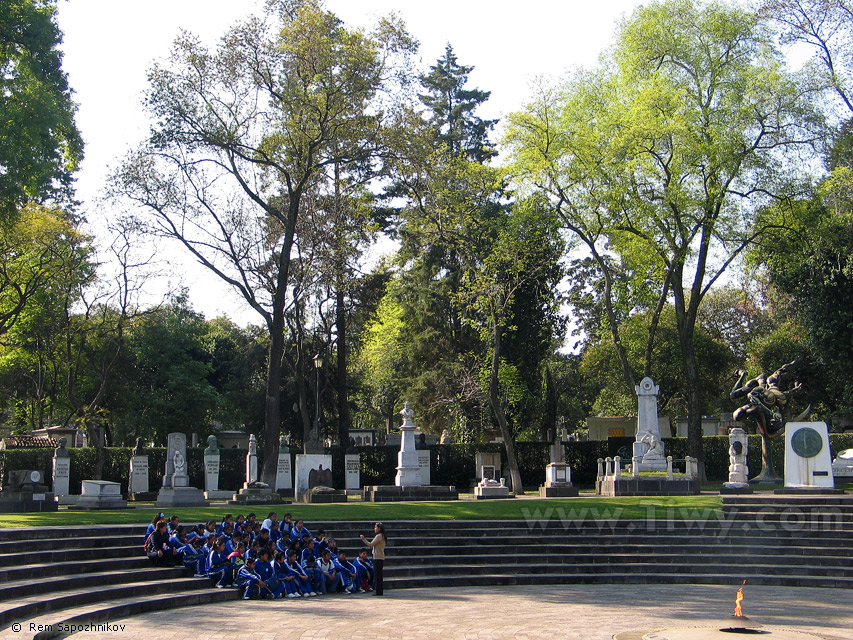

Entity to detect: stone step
[383,560,853,579]
[0,557,160,583]
[722,496,853,506]
[393,551,853,567]
[0,566,187,603]
[0,546,135,568]
[0,537,140,554]
[0,576,205,629]
[385,571,853,590]
[9,589,240,640]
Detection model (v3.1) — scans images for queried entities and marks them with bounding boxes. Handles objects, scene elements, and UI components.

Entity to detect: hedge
[3,434,852,492]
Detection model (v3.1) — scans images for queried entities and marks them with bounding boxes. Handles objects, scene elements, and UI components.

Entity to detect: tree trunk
[488,310,524,495]
[336,285,352,446]
[261,318,284,486]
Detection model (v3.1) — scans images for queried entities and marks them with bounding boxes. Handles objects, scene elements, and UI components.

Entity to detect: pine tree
[418,44,497,162]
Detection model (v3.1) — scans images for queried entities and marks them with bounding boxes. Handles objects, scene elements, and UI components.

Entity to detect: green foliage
[581,307,736,416]
[0,0,83,220]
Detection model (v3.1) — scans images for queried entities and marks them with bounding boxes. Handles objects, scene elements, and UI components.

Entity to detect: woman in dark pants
[360,522,387,596]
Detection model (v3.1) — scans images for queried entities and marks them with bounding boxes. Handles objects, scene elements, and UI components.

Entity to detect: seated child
[333,550,359,594]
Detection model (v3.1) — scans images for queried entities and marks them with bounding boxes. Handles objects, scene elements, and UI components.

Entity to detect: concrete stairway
[0,496,850,638]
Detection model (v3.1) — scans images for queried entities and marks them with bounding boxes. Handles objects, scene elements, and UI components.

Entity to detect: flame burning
[734,580,747,617]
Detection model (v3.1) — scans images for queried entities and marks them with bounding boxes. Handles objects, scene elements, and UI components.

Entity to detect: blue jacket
[208,549,231,575]
[237,564,261,587]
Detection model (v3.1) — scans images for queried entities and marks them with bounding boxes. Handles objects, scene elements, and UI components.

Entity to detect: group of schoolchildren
[144,511,376,601]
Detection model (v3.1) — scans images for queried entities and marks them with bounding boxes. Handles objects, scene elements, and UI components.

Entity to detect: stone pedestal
[832,448,853,478]
[395,402,421,487]
[363,485,458,502]
[229,483,284,505]
[203,453,230,500]
[721,427,753,494]
[52,455,70,498]
[74,480,128,510]
[596,476,700,496]
[156,432,206,507]
[539,462,579,497]
[783,421,835,491]
[344,454,360,490]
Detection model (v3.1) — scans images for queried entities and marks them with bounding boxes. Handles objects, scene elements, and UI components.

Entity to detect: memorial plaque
[275,453,292,491]
[481,465,496,481]
[345,453,360,490]
[417,449,431,485]
[129,456,149,494]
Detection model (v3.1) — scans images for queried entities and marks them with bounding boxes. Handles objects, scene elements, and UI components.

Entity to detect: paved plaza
[73,584,853,640]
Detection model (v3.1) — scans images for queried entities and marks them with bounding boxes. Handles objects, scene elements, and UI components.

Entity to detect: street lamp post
[313,354,323,446]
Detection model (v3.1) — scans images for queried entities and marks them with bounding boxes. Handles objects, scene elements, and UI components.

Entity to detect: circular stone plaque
[791,427,823,458]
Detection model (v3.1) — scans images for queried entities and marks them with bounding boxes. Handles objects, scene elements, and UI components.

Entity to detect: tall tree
[115,0,415,483]
[0,0,82,221]
[506,0,824,473]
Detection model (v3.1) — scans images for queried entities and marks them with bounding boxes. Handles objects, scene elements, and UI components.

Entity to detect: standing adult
[360,522,387,596]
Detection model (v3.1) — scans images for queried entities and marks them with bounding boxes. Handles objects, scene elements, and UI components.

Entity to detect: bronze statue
[730,361,809,483]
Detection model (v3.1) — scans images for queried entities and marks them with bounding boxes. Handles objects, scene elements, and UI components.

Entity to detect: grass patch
[0,495,725,528]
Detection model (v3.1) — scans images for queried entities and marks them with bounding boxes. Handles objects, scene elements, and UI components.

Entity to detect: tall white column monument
[395,402,422,487]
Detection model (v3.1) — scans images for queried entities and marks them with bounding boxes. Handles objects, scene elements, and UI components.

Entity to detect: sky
[54,0,649,324]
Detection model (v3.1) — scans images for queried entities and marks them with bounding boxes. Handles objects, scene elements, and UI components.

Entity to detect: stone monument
[395,401,420,487]
[344,451,360,491]
[363,402,457,502]
[0,469,58,513]
[633,377,667,471]
[156,432,206,507]
[275,436,293,495]
[230,434,283,505]
[128,437,154,501]
[539,436,578,497]
[831,448,853,478]
[203,435,231,500]
[475,452,501,483]
[781,421,837,492]
[52,437,73,504]
[721,427,752,494]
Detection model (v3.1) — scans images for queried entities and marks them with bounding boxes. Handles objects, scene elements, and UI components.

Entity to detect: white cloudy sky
[54,0,658,323]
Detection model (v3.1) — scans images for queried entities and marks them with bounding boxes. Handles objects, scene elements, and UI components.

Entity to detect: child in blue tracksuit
[302,555,324,594]
[179,537,207,576]
[333,550,359,594]
[354,549,375,591]
[289,520,311,543]
[287,550,315,596]
[237,557,270,600]
[318,549,341,593]
[208,539,234,588]
[255,550,284,598]
[273,551,301,598]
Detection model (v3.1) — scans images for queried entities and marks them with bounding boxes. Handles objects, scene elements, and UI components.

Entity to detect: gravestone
[475,452,501,482]
[156,432,206,507]
[128,437,154,501]
[632,377,667,471]
[783,422,836,491]
[539,436,578,497]
[395,402,421,487]
[275,436,293,495]
[417,449,431,485]
[52,438,71,502]
[344,453,360,491]
[245,434,259,485]
[721,427,752,494]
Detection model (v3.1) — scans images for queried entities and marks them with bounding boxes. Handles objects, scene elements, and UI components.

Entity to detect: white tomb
[832,448,853,478]
[76,480,127,509]
[633,377,667,471]
[345,453,360,490]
